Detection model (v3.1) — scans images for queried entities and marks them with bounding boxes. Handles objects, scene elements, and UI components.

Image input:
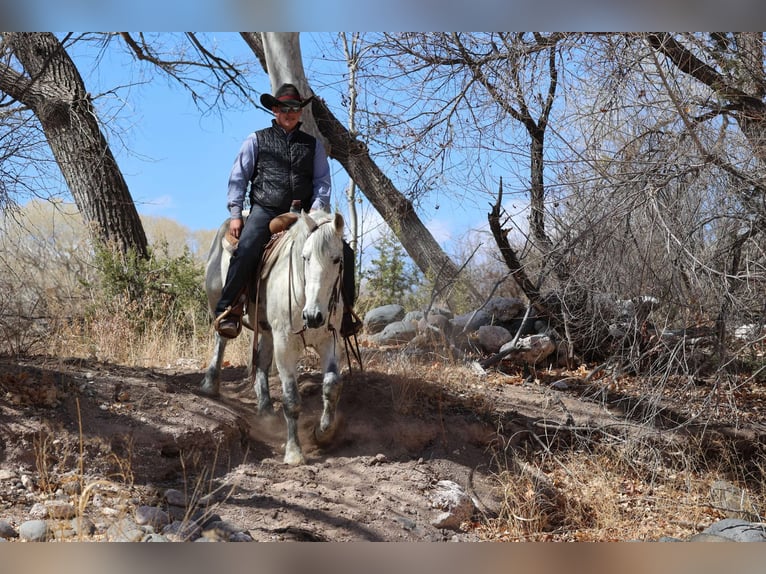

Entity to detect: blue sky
[64,33,492,256]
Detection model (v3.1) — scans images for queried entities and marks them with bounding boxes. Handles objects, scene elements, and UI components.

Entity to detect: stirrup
[340,308,363,338]
[214,307,242,338]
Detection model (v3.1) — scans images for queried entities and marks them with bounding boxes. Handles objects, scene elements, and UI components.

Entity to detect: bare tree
[0,32,148,259]
[241,32,483,310]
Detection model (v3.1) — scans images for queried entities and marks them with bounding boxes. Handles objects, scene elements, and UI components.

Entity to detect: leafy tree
[360,230,422,312]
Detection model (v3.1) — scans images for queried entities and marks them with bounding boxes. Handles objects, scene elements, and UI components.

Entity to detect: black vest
[249,121,316,212]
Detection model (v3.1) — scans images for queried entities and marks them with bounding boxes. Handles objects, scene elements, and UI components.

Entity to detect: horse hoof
[198,384,220,398]
[313,424,336,447]
[283,451,306,466]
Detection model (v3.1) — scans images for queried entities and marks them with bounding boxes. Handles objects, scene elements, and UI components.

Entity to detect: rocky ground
[0,348,764,542]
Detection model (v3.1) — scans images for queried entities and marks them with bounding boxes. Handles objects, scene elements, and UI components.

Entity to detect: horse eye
[332,257,341,265]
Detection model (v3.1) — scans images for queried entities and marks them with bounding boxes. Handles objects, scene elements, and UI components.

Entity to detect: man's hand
[229,217,244,239]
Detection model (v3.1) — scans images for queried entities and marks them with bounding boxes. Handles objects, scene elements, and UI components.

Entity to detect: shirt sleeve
[226,133,258,219]
[310,139,332,211]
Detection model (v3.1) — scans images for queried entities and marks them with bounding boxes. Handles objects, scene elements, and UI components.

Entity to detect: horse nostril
[303,311,323,328]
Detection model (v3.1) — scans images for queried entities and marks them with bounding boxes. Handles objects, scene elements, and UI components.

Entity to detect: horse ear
[302,211,318,233]
[333,212,344,234]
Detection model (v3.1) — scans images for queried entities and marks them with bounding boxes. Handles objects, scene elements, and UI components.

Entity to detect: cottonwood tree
[241,32,483,310]
[0,32,148,259]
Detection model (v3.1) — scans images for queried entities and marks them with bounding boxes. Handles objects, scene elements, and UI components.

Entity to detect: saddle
[219,212,300,325]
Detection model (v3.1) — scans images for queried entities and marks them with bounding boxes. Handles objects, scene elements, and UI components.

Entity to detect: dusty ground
[0,348,764,541]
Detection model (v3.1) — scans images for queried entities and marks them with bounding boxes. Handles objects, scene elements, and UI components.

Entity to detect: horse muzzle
[302,309,325,329]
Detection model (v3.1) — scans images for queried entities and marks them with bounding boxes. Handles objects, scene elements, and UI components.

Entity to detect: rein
[286,218,342,343]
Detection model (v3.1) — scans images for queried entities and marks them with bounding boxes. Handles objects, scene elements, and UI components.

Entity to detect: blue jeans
[215,207,357,317]
[215,205,277,316]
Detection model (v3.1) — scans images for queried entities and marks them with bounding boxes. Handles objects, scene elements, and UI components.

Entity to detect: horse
[200,210,347,465]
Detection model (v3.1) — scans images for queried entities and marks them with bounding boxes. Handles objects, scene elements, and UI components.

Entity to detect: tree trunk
[244,32,482,309]
[1,33,148,259]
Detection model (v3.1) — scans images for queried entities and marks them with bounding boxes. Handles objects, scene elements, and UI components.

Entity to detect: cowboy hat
[259,83,313,109]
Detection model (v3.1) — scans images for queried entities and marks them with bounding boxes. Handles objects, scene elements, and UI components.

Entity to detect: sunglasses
[278,105,302,114]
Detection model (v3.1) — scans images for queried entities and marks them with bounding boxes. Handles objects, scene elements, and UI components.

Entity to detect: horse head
[300,211,345,330]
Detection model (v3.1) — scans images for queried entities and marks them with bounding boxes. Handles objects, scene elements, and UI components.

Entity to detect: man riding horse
[213,83,361,339]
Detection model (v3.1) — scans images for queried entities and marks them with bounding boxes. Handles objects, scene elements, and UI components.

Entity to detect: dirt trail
[0,353,763,541]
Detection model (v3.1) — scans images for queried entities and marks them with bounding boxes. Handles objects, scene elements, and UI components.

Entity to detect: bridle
[287,218,343,341]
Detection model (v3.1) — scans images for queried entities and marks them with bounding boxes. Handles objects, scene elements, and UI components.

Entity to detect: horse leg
[274,341,305,465]
[200,333,227,397]
[252,328,275,415]
[315,340,343,446]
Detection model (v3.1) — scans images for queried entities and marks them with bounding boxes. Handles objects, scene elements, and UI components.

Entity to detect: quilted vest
[249,121,316,213]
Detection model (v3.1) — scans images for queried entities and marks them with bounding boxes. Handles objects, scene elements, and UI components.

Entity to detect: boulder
[483,297,524,322]
[473,325,513,354]
[373,320,418,346]
[498,334,556,366]
[364,304,405,334]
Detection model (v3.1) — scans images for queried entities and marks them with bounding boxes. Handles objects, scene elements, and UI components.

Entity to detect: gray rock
[107,517,146,542]
[163,520,202,541]
[372,320,417,345]
[703,519,766,542]
[164,488,187,507]
[498,334,556,366]
[28,502,47,519]
[429,480,475,531]
[474,325,512,354]
[484,297,524,322]
[418,313,451,336]
[709,480,760,521]
[364,304,405,334]
[135,505,171,529]
[19,520,49,542]
[450,310,492,335]
[143,533,171,542]
[0,519,18,539]
[46,500,76,520]
[70,516,96,537]
[687,533,732,542]
[403,310,424,323]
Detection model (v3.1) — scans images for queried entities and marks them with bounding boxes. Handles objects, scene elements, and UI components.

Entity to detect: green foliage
[92,240,207,335]
[359,231,423,313]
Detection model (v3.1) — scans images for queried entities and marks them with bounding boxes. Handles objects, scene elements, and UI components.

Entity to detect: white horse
[200,210,347,465]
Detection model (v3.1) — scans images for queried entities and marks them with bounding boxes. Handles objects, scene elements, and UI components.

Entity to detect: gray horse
[200,211,347,465]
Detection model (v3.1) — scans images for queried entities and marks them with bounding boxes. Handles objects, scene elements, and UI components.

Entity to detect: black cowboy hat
[260,83,313,109]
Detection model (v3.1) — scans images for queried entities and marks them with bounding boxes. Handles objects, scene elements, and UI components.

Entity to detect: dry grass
[359,351,766,542]
[6,305,765,542]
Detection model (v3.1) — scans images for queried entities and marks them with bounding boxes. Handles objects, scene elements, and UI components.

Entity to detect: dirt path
[0,353,763,541]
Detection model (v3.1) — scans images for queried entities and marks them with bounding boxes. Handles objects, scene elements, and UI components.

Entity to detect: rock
[710,479,760,521]
[503,316,540,337]
[0,519,18,539]
[364,304,405,334]
[70,516,96,537]
[106,517,146,542]
[135,505,171,529]
[45,500,76,520]
[372,320,417,345]
[474,325,512,354]
[0,469,17,482]
[450,310,492,335]
[687,533,732,542]
[484,297,524,322]
[28,502,47,519]
[498,334,556,366]
[703,519,766,542]
[162,520,201,541]
[164,488,187,507]
[403,310,424,323]
[429,480,475,531]
[18,520,49,542]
